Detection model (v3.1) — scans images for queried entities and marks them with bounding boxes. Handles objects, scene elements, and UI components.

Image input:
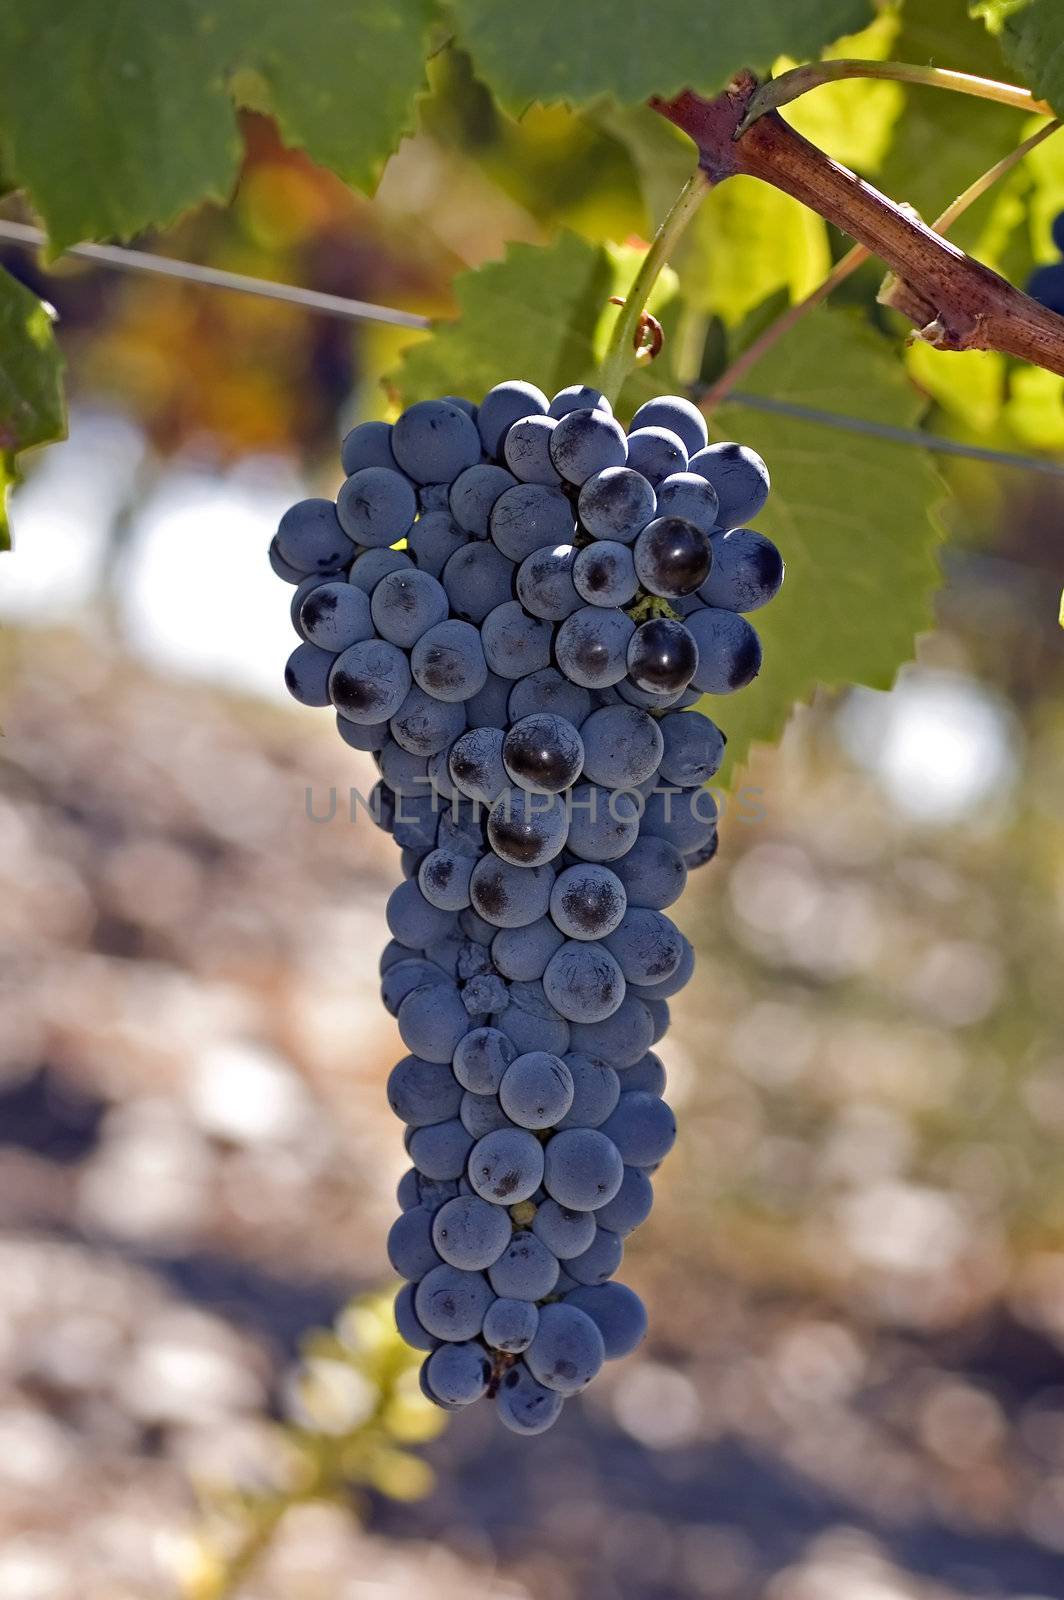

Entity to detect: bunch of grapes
[1027,208,1064,315]
[270,380,782,1434]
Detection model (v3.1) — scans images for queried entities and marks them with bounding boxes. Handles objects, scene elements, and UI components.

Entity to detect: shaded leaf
[973,0,1064,114]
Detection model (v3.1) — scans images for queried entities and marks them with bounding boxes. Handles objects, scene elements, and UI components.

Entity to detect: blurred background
[2,63,1064,1600]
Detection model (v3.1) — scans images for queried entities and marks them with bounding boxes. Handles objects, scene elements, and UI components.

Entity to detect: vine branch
[652,73,1064,378]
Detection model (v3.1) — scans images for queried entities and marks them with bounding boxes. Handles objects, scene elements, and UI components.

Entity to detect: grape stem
[735,59,1052,136]
[653,74,1064,378]
[598,170,710,403]
[702,115,1062,410]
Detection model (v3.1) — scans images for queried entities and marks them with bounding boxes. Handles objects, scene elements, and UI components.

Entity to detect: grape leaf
[449,0,875,110]
[391,232,617,405]
[0,266,65,549]
[709,309,945,781]
[680,178,831,325]
[0,0,432,252]
[877,0,1025,251]
[973,0,1064,114]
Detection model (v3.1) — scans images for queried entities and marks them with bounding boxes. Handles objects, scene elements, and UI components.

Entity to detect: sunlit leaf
[0,266,65,549]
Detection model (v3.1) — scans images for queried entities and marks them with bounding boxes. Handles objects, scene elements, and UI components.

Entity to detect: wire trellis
[2,218,1063,481]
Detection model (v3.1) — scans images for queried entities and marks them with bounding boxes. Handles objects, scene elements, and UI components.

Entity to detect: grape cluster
[270,380,782,1433]
[1027,209,1064,316]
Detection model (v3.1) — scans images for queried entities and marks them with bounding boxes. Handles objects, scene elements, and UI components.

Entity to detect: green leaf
[710,309,945,780]
[973,0,1064,114]
[679,178,831,325]
[0,0,433,252]
[877,0,1026,250]
[449,0,875,110]
[0,266,66,549]
[391,232,617,405]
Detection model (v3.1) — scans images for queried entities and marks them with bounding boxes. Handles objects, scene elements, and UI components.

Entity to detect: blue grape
[411,619,488,702]
[408,1116,476,1180]
[452,1027,518,1094]
[370,568,449,648]
[442,543,515,625]
[515,544,582,621]
[290,572,336,638]
[620,1051,666,1095]
[508,668,592,728]
[549,863,627,941]
[627,936,694,1001]
[464,671,512,731]
[386,879,457,949]
[462,972,509,1016]
[566,1225,623,1286]
[525,1302,605,1393]
[600,1091,676,1166]
[432,1194,512,1270]
[449,463,518,535]
[577,466,656,543]
[566,784,641,863]
[330,639,411,723]
[605,909,684,986]
[481,602,553,679]
[630,395,708,457]
[579,705,663,789]
[499,1052,574,1128]
[549,385,612,419]
[407,510,467,577]
[490,484,575,562]
[655,471,720,533]
[555,606,635,689]
[556,1053,620,1129]
[340,418,396,475]
[284,642,335,707]
[488,788,569,868]
[496,1362,564,1433]
[685,605,762,692]
[624,426,687,486]
[488,1230,560,1299]
[392,399,482,484]
[611,836,687,911]
[549,408,628,484]
[460,1089,512,1137]
[457,940,493,981]
[658,710,725,785]
[477,380,549,456]
[447,726,507,805]
[380,939,411,974]
[1028,261,1064,315]
[378,740,430,796]
[572,540,638,607]
[459,900,499,937]
[336,467,418,547]
[413,1173,462,1212]
[393,790,443,853]
[468,1127,545,1203]
[543,1127,624,1210]
[387,1206,442,1280]
[491,918,565,982]
[531,1198,596,1258]
[394,1283,438,1351]
[418,848,475,911]
[414,1264,494,1340]
[569,995,655,1069]
[348,546,412,593]
[495,980,570,1057]
[390,686,466,757]
[543,940,625,1023]
[503,414,562,485]
[398,984,471,1065]
[482,1297,539,1353]
[386,1053,462,1126]
[564,1281,647,1358]
[299,581,373,652]
[644,998,670,1045]
[270,535,305,583]
[397,1168,422,1210]
[688,441,770,529]
[626,618,699,696]
[276,498,354,573]
[634,516,711,598]
[469,856,554,929]
[639,786,717,856]
[595,1167,655,1237]
[502,714,584,794]
[700,527,783,612]
[425,1341,492,1404]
